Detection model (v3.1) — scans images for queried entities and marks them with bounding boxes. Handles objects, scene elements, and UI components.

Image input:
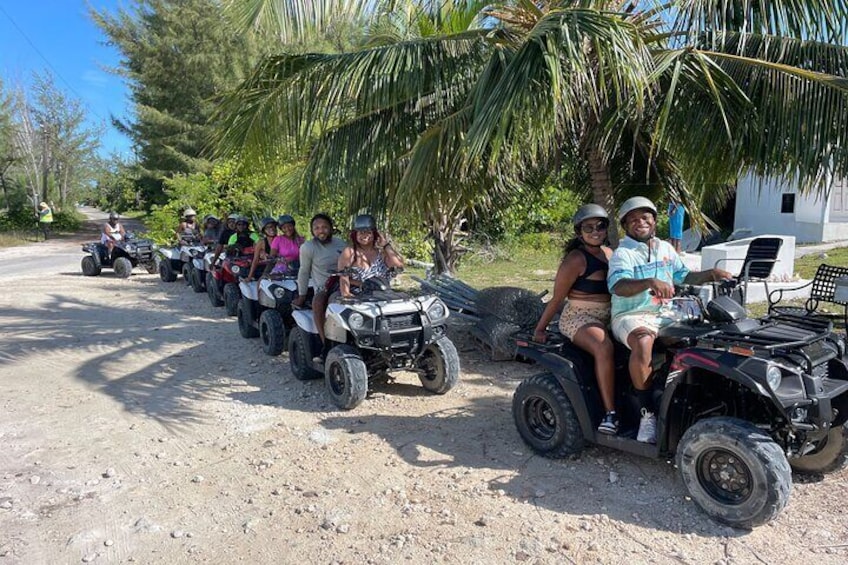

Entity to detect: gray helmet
[225,212,238,222]
[259,217,278,233]
[108,212,119,220]
[234,215,250,226]
[353,214,376,231]
[203,214,220,225]
[618,196,657,223]
[572,204,609,232]
[277,214,295,226]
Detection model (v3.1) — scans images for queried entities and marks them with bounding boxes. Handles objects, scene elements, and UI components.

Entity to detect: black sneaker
[312,342,330,365]
[597,411,619,435]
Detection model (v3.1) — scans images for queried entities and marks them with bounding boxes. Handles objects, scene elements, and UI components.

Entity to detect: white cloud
[82,69,110,87]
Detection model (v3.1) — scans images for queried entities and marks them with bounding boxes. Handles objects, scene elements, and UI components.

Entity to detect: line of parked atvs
[136,236,458,412]
[80,234,848,531]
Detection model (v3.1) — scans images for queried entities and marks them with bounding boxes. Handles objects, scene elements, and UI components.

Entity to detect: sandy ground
[1,212,847,564]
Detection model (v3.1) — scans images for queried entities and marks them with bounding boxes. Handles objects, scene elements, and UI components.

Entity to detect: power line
[0,4,111,124]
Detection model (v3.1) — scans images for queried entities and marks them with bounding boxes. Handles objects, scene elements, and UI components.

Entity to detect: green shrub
[0,207,35,231]
[52,209,84,231]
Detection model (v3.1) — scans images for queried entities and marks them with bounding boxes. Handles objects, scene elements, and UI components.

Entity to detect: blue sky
[0,1,132,158]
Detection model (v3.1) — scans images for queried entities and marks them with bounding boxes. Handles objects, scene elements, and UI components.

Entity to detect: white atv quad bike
[237,269,301,356]
[188,246,216,293]
[289,273,460,410]
[157,236,205,283]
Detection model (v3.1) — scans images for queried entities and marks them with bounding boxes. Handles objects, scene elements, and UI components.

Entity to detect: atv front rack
[697,315,838,374]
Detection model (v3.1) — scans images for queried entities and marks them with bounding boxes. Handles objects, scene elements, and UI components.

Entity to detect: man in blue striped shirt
[608,197,732,443]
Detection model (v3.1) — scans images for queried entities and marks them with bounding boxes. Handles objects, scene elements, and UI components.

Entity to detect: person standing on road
[608,197,732,444]
[667,200,685,253]
[37,202,54,240]
[532,204,618,435]
[292,213,347,361]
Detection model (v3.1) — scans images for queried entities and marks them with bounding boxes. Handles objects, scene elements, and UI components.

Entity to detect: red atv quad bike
[207,246,254,315]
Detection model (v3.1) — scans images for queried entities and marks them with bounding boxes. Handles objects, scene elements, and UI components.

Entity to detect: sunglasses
[580,222,608,234]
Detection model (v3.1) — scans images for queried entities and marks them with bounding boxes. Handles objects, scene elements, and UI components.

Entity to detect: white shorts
[611,310,679,348]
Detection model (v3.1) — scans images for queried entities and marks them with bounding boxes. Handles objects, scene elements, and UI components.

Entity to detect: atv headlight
[274,287,287,299]
[349,313,366,330]
[766,365,782,390]
[231,265,241,274]
[125,244,136,252]
[427,301,447,321]
[151,243,159,251]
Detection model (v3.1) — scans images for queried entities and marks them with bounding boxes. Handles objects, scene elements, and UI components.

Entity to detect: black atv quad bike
[81,233,157,278]
[512,282,848,529]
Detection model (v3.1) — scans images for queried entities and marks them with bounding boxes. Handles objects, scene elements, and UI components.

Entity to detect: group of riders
[126,208,405,364]
[104,196,732,444]
[533,196,732,444]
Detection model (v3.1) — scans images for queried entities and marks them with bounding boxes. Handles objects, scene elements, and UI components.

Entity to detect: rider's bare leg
[572,324,616,413]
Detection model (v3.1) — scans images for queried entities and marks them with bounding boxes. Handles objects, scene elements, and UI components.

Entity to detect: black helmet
[259,217,278,232]
[277,214,295,226]
[572,204,609,232]
[353,214,376,231]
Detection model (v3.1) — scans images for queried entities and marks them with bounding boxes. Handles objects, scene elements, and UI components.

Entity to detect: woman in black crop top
[533,204,618,435]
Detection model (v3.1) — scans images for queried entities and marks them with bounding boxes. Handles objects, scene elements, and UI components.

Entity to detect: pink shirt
[271,235,304,266]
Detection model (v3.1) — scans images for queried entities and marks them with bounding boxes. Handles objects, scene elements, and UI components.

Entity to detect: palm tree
[215,0,848,272]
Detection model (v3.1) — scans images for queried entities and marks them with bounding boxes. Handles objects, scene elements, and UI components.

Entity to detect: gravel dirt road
[1,212,846,564]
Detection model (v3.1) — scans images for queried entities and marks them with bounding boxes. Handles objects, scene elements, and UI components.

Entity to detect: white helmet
[618,197,657,223]
[183,207,197,217]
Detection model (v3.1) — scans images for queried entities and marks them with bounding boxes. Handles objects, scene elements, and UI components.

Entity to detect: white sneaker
[637,409,657,444]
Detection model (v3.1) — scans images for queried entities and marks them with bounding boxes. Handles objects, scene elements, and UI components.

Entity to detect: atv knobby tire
[113,257,133,279]
[324,344,368,410]
[144,261,158,274]
[512,373,584,458]
[237,299,260,338]
[677,417,791,529]
[182,263,192,284]
[416,338,460,394]
[190,268,205,293]
[206,272,223,307]
[223,283,240,317]
[159,259,177,282]
[81,256,101,277]
[288,327,322,381]
[789,422,848,475]
[475,286,544,327]
[259,309,286,356]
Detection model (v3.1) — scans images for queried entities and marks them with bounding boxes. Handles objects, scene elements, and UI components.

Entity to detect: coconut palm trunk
[587,147,618,246]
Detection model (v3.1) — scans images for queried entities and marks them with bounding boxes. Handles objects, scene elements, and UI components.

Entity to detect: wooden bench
[768,263,848,332]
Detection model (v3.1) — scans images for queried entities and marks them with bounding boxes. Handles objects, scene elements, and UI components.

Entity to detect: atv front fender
[239,280,259,301]
[291,309,318,335]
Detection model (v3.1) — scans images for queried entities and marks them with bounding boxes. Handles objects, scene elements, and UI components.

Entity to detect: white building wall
[734,175,831,243]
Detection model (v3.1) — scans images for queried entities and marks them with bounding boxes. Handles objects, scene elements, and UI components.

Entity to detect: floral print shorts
[557,299,612,340]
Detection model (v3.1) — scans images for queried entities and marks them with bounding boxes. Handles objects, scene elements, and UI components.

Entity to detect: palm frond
[673,0,848,43]
[465,8,655,171]
[212,32,493,165]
